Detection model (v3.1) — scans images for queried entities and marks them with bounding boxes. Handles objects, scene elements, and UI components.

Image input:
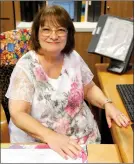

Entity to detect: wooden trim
[101,0,105,15]
[14,1,21,25]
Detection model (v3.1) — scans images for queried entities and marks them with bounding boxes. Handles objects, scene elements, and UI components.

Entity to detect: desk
[1,143,122,163]
[95,63,133,163]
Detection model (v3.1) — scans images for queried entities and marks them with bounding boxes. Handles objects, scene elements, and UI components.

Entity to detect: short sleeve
[5,65,34,104]
[80,56,94,86]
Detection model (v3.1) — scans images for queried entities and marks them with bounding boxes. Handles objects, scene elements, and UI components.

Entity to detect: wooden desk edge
[95,63,133,163]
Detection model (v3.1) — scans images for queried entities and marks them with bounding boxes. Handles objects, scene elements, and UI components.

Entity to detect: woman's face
[38,20,68,55]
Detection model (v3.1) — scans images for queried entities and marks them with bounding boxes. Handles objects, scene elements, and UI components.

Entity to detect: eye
[57,28,67,32]
[42,28,50,32]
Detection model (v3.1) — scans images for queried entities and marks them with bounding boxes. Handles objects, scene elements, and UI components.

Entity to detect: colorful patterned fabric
[0,29,31,65]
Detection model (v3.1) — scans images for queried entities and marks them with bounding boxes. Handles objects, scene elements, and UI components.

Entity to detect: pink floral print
[65,81,83,117]
[33,66,48,82]
[6,50,101,144]
[55,118,70,134]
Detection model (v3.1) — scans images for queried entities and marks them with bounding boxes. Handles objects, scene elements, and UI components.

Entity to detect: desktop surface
[1,143,122,163]
[95,63,133,163]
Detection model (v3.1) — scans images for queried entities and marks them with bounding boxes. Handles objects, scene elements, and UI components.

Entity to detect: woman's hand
[105,103,131,128]
[46,131,82,160]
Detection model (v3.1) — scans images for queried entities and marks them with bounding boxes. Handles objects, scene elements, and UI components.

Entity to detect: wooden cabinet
[14,1,21,25]
[0,1,15,33]
[75,32,100,85]
[105,1,133,18]
[101,1,133,19]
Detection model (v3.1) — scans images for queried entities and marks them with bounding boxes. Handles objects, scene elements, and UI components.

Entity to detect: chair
[0,28,31,65]
[0,29,31,123]
[1,104,10,143]
[0,65,15,123]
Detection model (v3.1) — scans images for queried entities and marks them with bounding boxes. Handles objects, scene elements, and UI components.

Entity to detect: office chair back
[0,29,31,123]
[1,104,10,143]
[0,28,31,65]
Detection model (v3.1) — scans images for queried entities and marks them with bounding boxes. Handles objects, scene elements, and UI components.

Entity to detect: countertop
[16,21,97,32]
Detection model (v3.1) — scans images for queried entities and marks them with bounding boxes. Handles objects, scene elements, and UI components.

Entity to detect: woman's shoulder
[12,50,37,80]
[66,50,82,64]
[70,50,80,59]
[17,50,35,63]
[12,50,37,76]
[16,50,36,67]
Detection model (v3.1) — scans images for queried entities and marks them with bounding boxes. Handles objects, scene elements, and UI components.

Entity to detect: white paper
[1,149,83,163]
[95,17,133,61]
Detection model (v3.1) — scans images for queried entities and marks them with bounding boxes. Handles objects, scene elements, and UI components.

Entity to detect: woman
[6,5,130,160]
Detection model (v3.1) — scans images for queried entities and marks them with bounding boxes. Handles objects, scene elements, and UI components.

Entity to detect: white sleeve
[79,55,94,86]
[5,65,34,104]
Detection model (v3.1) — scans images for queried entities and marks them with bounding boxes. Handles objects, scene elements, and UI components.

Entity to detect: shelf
[16,21,97,32]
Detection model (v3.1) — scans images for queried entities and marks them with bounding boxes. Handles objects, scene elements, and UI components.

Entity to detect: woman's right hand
[46,131,82,160]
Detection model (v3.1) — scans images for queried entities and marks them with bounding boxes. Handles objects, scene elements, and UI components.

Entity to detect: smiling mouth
[47,42,59,44]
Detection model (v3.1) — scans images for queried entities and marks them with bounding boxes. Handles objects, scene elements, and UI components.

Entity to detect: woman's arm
[9,100,82,159]
[84,81,130,128]
[9,100,53,142]
[84,81,109,109]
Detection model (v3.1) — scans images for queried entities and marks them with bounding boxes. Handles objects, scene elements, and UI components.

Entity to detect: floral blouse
[6,50,101,144]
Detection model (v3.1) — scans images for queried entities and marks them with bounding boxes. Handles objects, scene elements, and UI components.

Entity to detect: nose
[49,30,58,40]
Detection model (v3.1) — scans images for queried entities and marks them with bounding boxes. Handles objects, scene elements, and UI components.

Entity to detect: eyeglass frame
[39,27,68,37]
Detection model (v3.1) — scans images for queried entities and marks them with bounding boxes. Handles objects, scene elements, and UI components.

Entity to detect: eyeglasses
[40,27,68,37]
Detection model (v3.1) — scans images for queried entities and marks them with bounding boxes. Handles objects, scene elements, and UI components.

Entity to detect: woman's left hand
[105,103,131,128]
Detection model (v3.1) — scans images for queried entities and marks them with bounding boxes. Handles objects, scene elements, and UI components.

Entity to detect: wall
[75,32,100,85]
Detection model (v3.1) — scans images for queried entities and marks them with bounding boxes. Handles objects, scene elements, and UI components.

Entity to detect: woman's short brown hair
[29,5,75,55]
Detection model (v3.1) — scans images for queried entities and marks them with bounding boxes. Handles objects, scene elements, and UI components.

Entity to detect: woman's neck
[38,49,63,64]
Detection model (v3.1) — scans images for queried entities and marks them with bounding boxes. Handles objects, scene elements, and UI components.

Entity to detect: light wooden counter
[95,63,133,163]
